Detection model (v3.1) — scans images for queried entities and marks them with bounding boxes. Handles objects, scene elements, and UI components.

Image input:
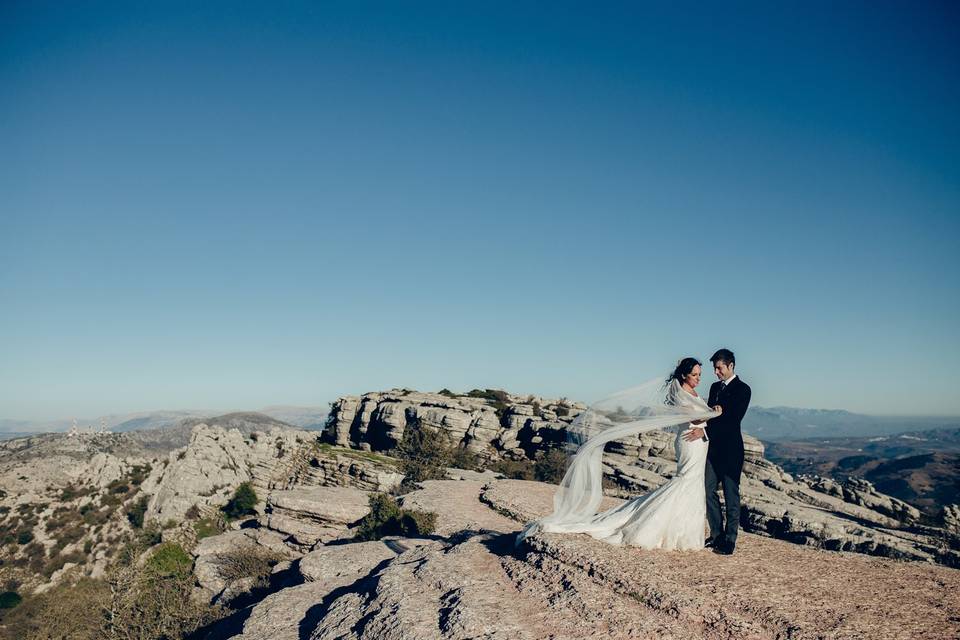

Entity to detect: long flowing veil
[516,377,718,545]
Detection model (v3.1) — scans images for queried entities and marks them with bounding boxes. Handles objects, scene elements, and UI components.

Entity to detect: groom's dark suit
[704,376,751,548]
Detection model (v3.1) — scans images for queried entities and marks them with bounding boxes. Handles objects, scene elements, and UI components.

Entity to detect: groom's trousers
[705,457,742,545]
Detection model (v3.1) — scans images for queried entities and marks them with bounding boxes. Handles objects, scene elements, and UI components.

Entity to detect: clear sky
[2,1,958,420]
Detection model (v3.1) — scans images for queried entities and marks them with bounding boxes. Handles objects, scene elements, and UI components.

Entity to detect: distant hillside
[765,426,960,514]
[126,412,301,452]
[743,407,960,442]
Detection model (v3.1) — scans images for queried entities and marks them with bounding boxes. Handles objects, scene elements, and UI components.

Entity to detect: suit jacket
[705,376,751,471]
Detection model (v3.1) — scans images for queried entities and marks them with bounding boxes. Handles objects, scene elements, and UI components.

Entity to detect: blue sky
[1,1,958,420]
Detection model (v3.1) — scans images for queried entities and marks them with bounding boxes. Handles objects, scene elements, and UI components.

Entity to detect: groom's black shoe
[704,537,723,549]
[712,540,735,555]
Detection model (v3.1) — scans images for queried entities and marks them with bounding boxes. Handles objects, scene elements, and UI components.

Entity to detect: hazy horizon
[2,3,958,419]
[4,397,960,428]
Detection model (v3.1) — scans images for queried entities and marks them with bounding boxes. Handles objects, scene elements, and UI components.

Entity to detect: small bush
[128,464,151,486]
[438,388,457,398]
[214,547,284,589]
[533,449,569,484]
[395,421,452,489]
[125,496,149,529]
[354,493,437,541]
[0,590,21,609]
[449,445,481,472]
[184,504,201,520]
[222,482,258,520]
[16,530,34,545]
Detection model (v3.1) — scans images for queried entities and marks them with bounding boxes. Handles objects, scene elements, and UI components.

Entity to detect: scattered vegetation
[354,493,437,541]
[466,388,510,417]
[221,482,258,520]
[489,449,569,484]
[0,577,109,639]
[59,484,96,501]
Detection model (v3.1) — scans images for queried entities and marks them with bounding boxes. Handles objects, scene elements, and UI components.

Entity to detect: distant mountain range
[0,405,330,440]
[742,407,960,442]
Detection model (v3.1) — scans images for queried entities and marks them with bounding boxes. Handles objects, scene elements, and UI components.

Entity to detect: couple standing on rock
[518,349,751,556]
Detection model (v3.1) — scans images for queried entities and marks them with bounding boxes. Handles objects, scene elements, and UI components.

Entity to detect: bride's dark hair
[666,357,702,386]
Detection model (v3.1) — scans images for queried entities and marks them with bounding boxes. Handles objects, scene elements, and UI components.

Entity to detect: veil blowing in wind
[517,376,720,545]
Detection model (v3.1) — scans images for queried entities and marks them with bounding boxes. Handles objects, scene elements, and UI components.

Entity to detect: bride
[517,358,721,550]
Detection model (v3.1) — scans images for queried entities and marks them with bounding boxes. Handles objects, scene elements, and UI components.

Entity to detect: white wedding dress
[517,379,718,551]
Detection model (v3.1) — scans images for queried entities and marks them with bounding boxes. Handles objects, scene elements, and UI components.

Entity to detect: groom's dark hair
[710,348,735,367]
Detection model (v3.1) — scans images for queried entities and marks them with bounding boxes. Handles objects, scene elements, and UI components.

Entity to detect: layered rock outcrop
[325,390,586,459]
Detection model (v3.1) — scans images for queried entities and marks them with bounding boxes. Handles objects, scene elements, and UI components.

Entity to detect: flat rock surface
[299,540,398,583]
[268,486,371,525]
[302,479,960,639]
[523,530,960,639]
[400,480,521,535]
[480,478,623,523]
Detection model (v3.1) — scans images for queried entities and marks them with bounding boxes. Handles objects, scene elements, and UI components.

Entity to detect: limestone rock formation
[263,486,371,548]
[211,477,959,640]
[324,389,586,459]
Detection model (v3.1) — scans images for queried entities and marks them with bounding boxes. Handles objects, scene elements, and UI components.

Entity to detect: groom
[683,348,752,555]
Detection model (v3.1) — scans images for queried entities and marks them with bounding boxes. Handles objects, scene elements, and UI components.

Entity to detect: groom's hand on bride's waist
[682,427,706,442]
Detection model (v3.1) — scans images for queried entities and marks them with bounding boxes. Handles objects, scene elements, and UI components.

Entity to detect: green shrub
[438,388,457,398]
[533,449,569,484]
[16,530,33,545]
[0,590,21,609]
[146,542,193,578]
[125,496,149,528]
[222,482,258,520]
[395,421,452,489]
[354,493,437,541]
